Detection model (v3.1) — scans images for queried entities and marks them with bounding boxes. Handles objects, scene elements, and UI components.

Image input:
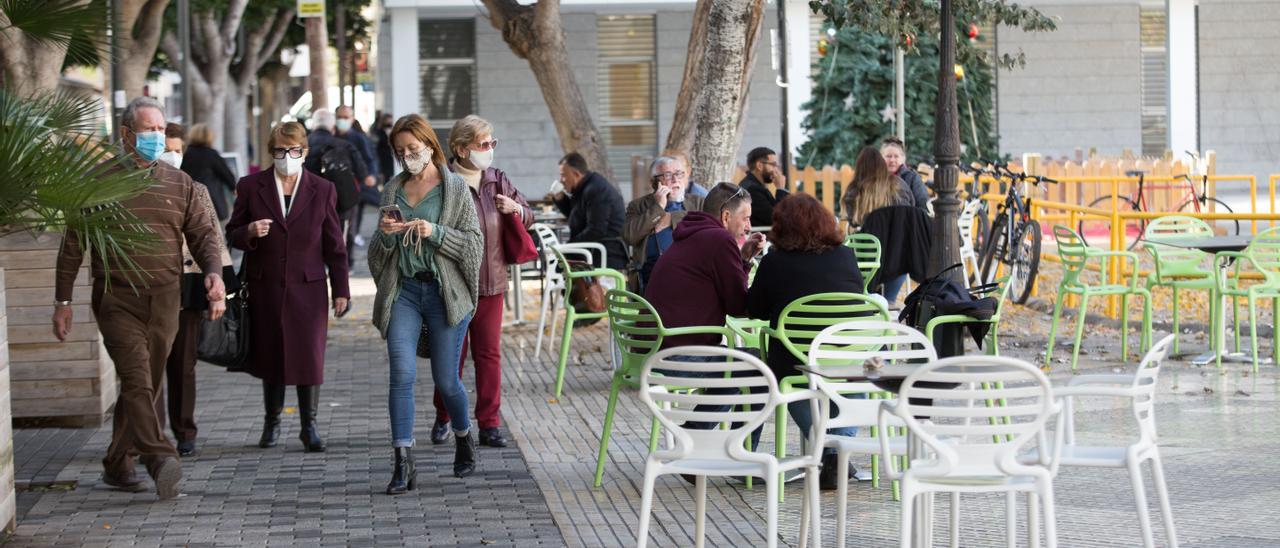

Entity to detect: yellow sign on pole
[297,0,325,18]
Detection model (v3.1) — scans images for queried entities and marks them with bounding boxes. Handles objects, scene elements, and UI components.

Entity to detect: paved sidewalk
[6,292,563,547]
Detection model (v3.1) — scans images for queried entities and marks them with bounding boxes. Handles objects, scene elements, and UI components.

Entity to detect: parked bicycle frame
[975,162,1057,304]
[1078,170,1239,249]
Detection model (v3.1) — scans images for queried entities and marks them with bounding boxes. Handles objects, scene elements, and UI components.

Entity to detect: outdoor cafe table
[794,363,937,547]
[1145,234,1266,365]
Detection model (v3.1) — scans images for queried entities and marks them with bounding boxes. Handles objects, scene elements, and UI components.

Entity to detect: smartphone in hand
[380,205,404,223]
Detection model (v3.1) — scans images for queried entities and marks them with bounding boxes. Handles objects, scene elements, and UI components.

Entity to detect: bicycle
[976,162,1056,304]
[1077,169,1239,249]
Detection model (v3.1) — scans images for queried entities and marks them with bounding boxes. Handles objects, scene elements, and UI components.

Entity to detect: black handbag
[196,266,250,371]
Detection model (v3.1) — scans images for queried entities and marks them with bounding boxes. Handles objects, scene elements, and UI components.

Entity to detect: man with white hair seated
[622,156,705,291]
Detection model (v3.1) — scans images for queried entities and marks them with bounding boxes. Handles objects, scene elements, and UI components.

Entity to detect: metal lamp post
[929,0,963,280]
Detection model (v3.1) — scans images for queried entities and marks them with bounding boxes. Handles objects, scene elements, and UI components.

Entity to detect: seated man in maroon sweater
[644,183,768,466]
[644,182,765,345]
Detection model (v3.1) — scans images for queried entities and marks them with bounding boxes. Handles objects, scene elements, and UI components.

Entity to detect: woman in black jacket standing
[371,112,396,181]
[181,123,238,221]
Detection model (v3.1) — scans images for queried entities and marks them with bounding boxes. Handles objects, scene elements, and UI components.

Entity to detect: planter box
[0,233,114,426]
[0,269,18,532]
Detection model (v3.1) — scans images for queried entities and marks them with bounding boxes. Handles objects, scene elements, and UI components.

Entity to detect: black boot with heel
[454,431,478,478]
[386,447,417,494]
[297,385,326,452]
[258,383,285,448]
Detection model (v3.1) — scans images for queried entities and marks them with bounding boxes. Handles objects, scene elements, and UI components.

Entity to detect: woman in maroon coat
[226,122,351,453]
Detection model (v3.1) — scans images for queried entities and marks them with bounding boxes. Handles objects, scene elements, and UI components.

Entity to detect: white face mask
[158,151,183,169]
[402,150,431,175]
[335,118,353,133]
[274,155,304,176]
[469,148,494,171]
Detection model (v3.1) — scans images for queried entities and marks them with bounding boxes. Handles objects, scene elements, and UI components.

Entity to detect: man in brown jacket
[623,156,705,292]
[51,97,226,500]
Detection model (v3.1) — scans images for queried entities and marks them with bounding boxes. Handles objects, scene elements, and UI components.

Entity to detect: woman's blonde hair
[448,115,494,158]
[843,146,901,226]
[390,114,447,168]
[267,122,307,151]
[188,123,215,148]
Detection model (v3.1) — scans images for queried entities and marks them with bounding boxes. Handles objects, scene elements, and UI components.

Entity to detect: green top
[384,183,448,278]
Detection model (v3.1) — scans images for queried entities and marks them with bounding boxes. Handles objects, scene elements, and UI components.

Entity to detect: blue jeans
[882,274,908,303]
[788,398,859,457]
[386,279,473,447]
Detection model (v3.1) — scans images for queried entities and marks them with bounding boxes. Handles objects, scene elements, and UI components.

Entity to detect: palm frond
[0,0,108,63]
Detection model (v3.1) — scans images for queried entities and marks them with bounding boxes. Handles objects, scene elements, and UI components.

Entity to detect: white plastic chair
[879,355,1064,548]
[636,346,823,548]
[803,320,937,548]
[531,225,610,356]
[958,199,983,282]
[1050,334,1178,548]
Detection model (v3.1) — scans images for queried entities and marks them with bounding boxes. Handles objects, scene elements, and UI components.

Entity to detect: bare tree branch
[129,0,168,54]
[219,0,251,49]
[198,8,222,63]
[255,7,295,69]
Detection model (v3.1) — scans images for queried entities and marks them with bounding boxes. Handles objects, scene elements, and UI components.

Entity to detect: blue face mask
[134,130,166,162]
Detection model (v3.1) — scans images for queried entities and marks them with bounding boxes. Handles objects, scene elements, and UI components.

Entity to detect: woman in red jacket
[428,115,533,448]
[226,122,351,453]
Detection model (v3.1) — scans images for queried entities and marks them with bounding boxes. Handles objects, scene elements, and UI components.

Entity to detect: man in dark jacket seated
[738,146,791,227]
[552,152,627,272]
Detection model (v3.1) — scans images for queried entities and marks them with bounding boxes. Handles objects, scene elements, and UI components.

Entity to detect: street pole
[894,47,905,142]
[776,0,791,176]
[178,0,192,125]
[929,0,962,280]
[108,0,123,135]
[335,3,346,108]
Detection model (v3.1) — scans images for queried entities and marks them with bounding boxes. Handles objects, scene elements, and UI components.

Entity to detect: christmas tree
[797,24,999,169]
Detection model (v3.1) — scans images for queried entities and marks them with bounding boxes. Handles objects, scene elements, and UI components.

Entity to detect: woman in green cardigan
[369,114,484,494]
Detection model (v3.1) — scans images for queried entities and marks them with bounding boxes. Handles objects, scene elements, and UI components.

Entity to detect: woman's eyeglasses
[271,147,304,160]
[473,139,498,152]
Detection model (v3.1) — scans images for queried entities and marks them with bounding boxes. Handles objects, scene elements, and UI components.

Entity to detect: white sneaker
[354,235,367,247]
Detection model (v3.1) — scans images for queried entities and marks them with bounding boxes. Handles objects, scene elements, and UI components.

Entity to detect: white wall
[1198,0,1280,179]
[996,3,1144,158]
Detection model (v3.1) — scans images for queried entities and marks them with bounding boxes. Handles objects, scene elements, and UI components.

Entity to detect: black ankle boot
[454,431,477,478]
[258,383,285,448]
[297,385,326,452]
[386,447,417,495]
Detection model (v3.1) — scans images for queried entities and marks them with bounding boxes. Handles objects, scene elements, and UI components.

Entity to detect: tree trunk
[223,87,249,170]
[0,26,68,95]
[116,0,170,101]
[673,0,765,185]
[481,0,611,179]
[306,16,329,111]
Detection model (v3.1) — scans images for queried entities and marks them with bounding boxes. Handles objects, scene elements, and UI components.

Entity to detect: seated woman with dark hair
[747,192,865,488]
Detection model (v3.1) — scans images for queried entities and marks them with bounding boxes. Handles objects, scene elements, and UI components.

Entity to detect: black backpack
[317,143,359,213]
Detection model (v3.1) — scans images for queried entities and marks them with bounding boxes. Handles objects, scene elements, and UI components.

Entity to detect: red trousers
[434,293,503,429]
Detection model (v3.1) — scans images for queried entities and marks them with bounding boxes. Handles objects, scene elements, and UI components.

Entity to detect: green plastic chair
[760,292,890,499]
[595,289,738,488]
[1213,226,1280,371]
[924,275,1013,356]
[843,233,882,292]
[550,243,626,398]
[1046,225,1153,371]
[1143,216,1218,355]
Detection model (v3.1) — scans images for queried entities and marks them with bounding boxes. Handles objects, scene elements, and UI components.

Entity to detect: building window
[419,19,476,147]
[1139,7,1169,157]
[597,15,657,179]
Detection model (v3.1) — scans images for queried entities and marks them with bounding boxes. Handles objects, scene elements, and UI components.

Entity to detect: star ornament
[844,94,856,111]
[880,103,897,123]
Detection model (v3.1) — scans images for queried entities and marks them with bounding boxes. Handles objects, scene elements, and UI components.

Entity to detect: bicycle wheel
[978,214,1008,286]
[1080,195,1143,249]
[1177,197,1240,236]
[974,207,991,257]
[1010,219,1042,304]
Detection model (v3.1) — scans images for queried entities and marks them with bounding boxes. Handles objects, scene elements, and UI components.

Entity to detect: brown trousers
[155,309,201,443]
[93,284,180,476]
